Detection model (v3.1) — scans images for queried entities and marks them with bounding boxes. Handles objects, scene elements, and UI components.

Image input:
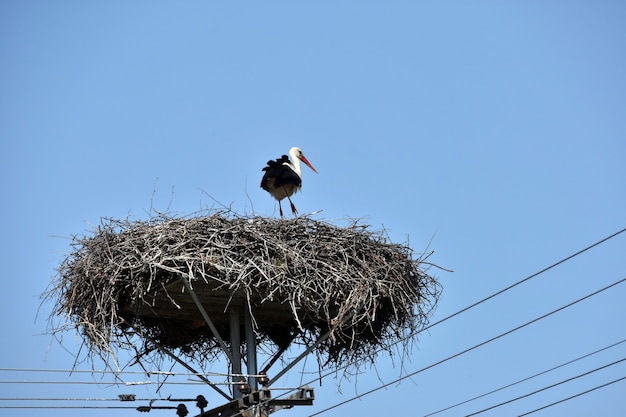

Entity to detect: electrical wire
[517,375,626,416]
[423,339,626,416]
[307,228,626,394]
[306,276,626,417]
[466,357,626,416]
[0,368,249,377]
[0,405,137,409]
[221,274,626,417]
[421,227,626,331]
[0,397,163,402]
[326,227,626,386]
[221,229,626,417]
[0,380,207,385]
[5,229,624,413]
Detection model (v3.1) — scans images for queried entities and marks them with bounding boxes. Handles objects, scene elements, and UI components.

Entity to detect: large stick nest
[46,212,441,371]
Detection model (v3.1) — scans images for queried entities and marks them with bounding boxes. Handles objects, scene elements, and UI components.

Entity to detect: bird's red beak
[299,155,318,173]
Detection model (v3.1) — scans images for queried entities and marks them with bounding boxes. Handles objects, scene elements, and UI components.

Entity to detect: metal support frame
[267,310,356,387]
[229,311,242,398]
[181,277,234,365]
[150,270,327,414]
[158,273,265,403]
[245,308,258,392]
[121,318,232,401]
[260,340,292,375]
[267,329,333,387]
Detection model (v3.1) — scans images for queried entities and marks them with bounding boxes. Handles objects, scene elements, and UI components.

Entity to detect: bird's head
[290,147,318,173]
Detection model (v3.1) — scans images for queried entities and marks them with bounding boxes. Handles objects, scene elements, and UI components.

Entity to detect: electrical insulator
[257,371,269,386]
[195,394,208,412]
[176,404,189,417]
[237,377,250,394]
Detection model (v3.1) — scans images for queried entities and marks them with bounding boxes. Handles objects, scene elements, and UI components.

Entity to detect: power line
[0,405,136,410]
[0,386,303,403]
[423,339,626,416]
[0,368,245,377]
[518,375,626,416]
[137,229,626,417]
[306,276,626,417]
[0,397,140,401]
[223,229,626,417]
[8,229,624,415]
[310,227,626,390]
[466,357,626,416]
[0,380,207,385]
[422,227,626,331]
[334,227,626,380]
[0,397,199,411]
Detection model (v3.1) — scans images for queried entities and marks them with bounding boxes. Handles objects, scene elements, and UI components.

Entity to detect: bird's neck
[288,152,302,176]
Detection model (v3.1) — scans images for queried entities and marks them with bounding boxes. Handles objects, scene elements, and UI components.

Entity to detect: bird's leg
[278,200,284,217]
[280,186,298,216]
[286,195,298,215]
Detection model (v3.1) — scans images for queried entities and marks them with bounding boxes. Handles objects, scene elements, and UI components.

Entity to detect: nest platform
[47,212,441,370]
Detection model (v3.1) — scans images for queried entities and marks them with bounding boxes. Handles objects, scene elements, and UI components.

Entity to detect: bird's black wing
[271,166,302,188]
[260,155,301,190]
[260,156,287,188]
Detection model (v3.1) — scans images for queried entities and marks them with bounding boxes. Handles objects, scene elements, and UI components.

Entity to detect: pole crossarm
[196,387,314,417]
[269,387,315,408]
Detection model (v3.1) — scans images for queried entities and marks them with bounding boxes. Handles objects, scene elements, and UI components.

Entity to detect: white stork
[261,147,318,217]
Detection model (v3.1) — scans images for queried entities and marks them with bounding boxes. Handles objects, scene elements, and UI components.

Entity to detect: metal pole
[229,311,242,398]
[245,309,260,417]
[244,308,258,392]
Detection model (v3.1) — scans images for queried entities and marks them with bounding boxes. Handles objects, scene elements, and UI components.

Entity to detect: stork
[261,147,318,217]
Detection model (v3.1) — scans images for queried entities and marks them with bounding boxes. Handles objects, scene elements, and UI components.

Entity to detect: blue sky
[1,1,625,416]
